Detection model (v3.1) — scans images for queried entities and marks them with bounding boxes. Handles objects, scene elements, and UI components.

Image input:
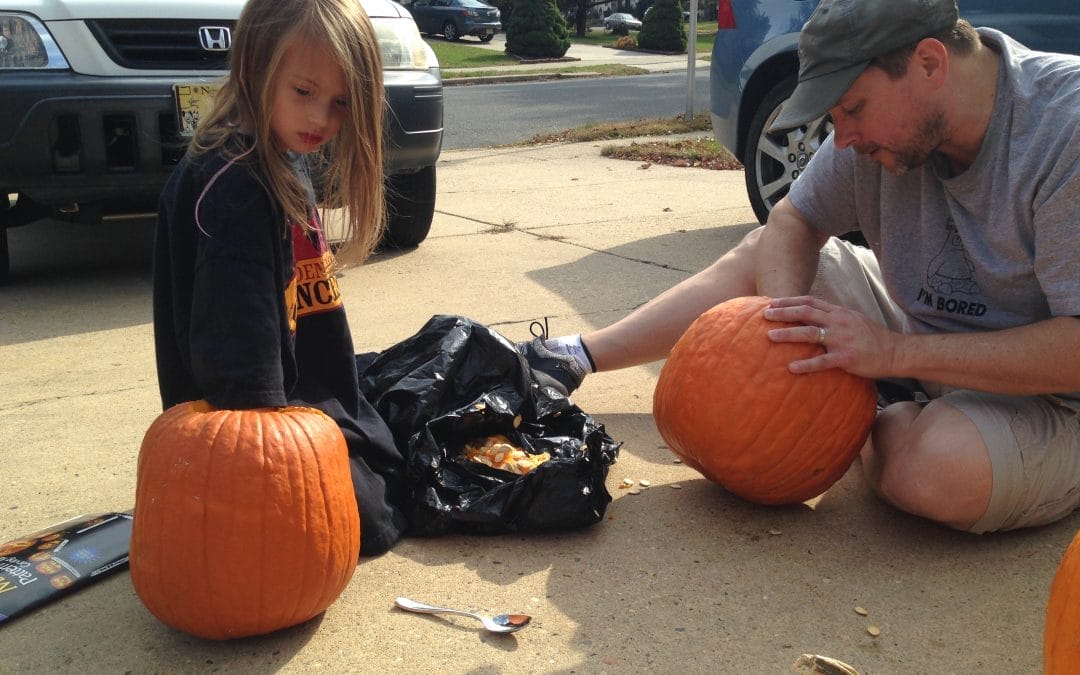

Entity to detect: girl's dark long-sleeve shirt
[152,145,407,555]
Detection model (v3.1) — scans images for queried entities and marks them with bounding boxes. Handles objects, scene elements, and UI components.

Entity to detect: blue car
[408,0,501,42]
[710,0,1080,223]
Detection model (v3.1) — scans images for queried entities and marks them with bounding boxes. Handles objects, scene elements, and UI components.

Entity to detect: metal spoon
[394,596,531,634]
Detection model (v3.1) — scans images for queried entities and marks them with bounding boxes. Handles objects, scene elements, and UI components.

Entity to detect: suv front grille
[87,20,235,70]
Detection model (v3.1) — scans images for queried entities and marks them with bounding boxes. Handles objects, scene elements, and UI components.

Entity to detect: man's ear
[913,38,949,87]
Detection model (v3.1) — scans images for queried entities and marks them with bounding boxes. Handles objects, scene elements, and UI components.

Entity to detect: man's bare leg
[582,227,762,371]
[861,401,993,529]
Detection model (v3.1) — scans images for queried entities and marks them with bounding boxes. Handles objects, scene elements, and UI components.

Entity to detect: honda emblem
[198,26,231,52]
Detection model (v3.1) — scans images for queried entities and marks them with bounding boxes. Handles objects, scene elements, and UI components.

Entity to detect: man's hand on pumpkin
[762,296,896,378]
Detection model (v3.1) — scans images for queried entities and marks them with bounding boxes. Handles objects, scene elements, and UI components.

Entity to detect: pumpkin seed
[621,478,634,487]
[639,479,651,487]
[670,483,682,489]
[867,625,880,637]
[854,606,868,616]
[792,654,860,675]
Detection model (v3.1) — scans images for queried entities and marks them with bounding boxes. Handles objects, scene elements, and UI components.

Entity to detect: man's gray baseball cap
[769,0,959,132]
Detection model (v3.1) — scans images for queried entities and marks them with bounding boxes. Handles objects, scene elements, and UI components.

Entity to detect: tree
[564,0,612,37]
[636,0,686,52]
[505,0,570,58]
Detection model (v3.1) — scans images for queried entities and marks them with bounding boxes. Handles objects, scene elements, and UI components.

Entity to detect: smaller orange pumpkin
[130,401,360,640]
[653,296,877,505]
[1045,529,1080,673]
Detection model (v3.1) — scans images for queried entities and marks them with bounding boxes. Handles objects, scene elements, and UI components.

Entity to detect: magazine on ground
[0,512,133,624]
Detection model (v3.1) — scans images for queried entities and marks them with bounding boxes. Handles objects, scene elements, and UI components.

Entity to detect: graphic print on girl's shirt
[285,216,343,332]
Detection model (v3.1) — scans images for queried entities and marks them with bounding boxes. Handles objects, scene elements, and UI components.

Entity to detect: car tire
[743,75,833,224]
[0,226,9,285]
[0,197,11,284]
[478,33,495,43]
[442,21,460,41]
[383,165,436,249]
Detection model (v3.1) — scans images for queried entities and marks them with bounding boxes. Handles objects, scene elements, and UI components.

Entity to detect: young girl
[153,0,408,555]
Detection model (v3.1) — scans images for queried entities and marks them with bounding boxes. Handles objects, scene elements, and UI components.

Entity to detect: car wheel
[478,33,495,43]
[0,198,11,284]
[442,21,460,41]
[743,75,833,224]
[0,226,9,285]
[383,165,436,249]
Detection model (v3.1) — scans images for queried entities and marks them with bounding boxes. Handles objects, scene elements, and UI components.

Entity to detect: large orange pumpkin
[1045,529,1080,673]
[653,295,877,505]
[130,401,360,640]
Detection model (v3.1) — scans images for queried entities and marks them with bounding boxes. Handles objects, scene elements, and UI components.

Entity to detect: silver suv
[0,0,444,282]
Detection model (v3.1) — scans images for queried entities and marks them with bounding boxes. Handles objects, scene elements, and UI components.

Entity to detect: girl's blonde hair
[190,0,386,264]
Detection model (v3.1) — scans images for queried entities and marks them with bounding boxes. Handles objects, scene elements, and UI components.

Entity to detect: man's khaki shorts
[809,238,1080,533]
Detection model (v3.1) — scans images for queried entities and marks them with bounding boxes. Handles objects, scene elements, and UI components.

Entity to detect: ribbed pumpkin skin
[130,401,360,640]
[653,296,877,505]
[1045,529,1080,673]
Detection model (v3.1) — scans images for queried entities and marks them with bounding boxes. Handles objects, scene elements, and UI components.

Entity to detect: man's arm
[754,197,830,297]
[889,316,1080,395]
[767,297,1080,395]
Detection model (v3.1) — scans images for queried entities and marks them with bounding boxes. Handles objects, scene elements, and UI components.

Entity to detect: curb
[601,44,685,56]
[443,71,601,86]
[513,56,580,65]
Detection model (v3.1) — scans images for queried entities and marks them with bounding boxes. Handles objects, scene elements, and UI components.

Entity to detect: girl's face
[270,38,348,155]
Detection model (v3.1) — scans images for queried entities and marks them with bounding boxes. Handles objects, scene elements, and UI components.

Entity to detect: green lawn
[426,20,715,71]
[426,40,517,69]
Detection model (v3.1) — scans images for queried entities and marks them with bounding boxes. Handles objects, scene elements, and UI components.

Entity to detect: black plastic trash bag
[357,315,620,536]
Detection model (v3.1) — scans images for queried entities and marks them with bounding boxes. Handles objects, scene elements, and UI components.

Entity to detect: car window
[457,0,491,6]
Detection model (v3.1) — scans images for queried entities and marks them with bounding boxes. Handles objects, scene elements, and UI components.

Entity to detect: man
[521,0,1080,533]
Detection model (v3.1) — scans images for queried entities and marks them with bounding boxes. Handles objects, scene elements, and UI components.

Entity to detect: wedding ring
[817,327,827,345]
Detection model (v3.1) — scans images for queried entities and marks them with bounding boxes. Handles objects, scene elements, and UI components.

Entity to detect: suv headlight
[374,18,438,70]
[0,13,70,70]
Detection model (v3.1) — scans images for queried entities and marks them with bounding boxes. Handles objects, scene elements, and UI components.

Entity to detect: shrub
[505,0,570,59]
[637,0,686,52]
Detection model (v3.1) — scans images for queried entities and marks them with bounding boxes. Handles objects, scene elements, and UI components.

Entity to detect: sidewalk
[1,138,1075,673]
[442,31,710,83]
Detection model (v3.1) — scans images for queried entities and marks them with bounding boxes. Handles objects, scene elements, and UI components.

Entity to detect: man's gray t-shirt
[789,28,1079,336]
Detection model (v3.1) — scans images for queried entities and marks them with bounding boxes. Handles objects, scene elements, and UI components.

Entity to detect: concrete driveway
[0,138,1075,673]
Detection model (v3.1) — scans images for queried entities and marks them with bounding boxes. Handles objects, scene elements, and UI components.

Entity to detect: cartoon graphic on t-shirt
[927,219,979,296]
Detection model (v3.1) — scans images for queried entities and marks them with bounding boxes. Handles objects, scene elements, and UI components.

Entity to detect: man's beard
[857,110,947,175]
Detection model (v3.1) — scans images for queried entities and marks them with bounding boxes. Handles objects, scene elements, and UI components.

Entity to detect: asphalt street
[443,70,712,149]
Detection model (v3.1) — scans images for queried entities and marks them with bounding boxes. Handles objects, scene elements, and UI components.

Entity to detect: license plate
[172,82,222,137]
[484,29,494,35]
